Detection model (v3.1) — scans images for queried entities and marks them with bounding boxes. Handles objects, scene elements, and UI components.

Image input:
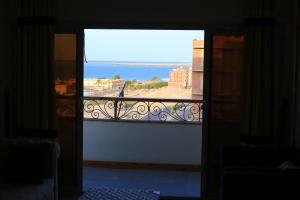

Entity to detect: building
[168,66,192,88]
[55,84,68,95]
[1,1,299,200]
[55,78,76,95]
[84,78,97,87]
[168,39,204,97]
[84,78,110,89]
[84,78,125,91]
[111,79,126,90]
[192,39,204,100]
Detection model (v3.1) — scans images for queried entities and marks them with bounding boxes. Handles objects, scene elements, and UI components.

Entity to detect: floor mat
[80,187,160,200]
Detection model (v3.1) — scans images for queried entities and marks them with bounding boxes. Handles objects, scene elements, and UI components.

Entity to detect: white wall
[83,121,202,165]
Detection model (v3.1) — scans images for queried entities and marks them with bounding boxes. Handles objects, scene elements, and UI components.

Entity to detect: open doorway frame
[58,23,243,199]
[202,27,245,200]
[78,25,207,199]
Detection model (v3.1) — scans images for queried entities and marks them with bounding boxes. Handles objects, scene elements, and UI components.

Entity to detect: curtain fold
[241,0,279,145]
[16,0,55,130]
[291,0,300,147]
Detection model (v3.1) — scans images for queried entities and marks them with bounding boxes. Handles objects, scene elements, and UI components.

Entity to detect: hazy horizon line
[86,60,192,64]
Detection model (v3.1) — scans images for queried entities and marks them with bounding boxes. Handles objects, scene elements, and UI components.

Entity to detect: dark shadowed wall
[0,0,299,199]
[0,1,17,138]
[55,0,246,26]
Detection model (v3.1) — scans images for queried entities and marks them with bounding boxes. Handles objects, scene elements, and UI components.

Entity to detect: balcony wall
[83,121,202,165]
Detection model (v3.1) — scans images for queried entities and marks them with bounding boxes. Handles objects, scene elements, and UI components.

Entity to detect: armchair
[0,137,60,200]
[220,145,300,200]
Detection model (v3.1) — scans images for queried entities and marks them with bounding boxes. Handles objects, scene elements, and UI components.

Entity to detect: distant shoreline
[87,61,192,67]
[116,63,192,67]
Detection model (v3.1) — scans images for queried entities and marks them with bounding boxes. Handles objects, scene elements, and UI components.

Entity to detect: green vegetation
[139,81,168,89]
[124,76,167,90]
[126,80,168,90]
[112,75,121,79]
[151,76,161,81]
[95,79,102,87]
[125,79,137,86]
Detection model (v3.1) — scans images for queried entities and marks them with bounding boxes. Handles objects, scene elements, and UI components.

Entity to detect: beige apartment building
[192,39,204,100]
[168,67,192,88]
[168,39,204,100]
[84,78,125,90]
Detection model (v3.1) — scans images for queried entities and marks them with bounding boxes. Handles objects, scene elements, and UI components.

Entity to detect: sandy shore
[116,63,192,67]
[124,86,192,99]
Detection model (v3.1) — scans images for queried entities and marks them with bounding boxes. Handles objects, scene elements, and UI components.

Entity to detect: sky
[85,29,204,63]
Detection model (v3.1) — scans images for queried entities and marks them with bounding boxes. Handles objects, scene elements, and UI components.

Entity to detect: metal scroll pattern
[83,98,203,123]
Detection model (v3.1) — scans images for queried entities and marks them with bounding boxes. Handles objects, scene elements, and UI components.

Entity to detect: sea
[84,61,191,81]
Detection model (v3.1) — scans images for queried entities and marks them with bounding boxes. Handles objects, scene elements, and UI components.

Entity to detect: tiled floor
[83,167,201,197]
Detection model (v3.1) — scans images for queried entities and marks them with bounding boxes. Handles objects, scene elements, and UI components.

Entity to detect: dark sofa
[0,138,60,200]
[220,145,300,200]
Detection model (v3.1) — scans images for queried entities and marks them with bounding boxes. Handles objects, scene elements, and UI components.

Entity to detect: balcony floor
[83,167,201,197]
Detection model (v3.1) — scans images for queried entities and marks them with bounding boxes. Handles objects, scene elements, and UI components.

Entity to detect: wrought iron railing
[83,96,203,123]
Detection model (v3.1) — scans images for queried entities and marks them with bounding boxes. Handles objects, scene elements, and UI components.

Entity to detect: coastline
[116,63,192,67]
[124,86,192,99]
[84,86,192,99]
[84,61,191,80]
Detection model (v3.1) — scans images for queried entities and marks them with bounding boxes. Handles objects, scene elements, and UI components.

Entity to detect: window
[83,29,205,123]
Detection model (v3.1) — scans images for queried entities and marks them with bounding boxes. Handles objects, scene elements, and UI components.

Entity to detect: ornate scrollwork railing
[83,96,203,123]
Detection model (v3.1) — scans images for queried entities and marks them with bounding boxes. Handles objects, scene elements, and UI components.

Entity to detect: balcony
[83,96,203,123]
[82,97,203,197]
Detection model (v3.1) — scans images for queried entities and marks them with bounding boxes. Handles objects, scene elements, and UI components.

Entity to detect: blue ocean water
[84,62,190,80]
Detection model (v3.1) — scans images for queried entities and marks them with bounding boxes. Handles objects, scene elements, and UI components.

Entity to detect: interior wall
[55,0,246,26]
[275,0,300,147]
[0,1,17,138]
[52,0,248,195]
[2,0,297,198]
[1,0,297,197]
[0,19,5,137]
[83,121,202,165]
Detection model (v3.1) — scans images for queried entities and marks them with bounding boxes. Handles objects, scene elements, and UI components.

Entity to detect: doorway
[82,29,204,198]
[53,27,209,199]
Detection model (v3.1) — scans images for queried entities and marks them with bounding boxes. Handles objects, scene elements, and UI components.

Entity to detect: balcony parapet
[83,96,203,124]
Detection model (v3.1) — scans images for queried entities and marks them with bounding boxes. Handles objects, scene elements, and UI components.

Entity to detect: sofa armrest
[0,139,59,181]
[0,138,60,200]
